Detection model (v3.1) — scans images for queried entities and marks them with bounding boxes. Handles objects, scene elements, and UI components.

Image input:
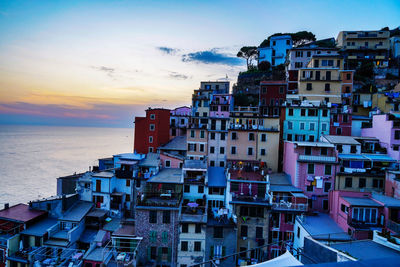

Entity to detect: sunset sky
[0,0,399,127]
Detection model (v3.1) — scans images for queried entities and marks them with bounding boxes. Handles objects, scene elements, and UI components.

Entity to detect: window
[359,178,366,188]
[350,145,357,153]
[150,114,155,120]
[188,143,196,151]
[321,147,328,155]
[324,182,331,193]
[322,109,328,117]
[231,132,237,140]
[149,211,157,223]
[305,147,311,155]
[287,134,292,141]
[162,210,170,224]
[300,122,305,130]
[148,147,154,153]
[150,124,155,131]
[191,130,195,138]
[256,227,263,238]
[165,160,171,168]
[306,185,313,192]
[150,246,157,259]
[195,224,201,233]
[323,199,329,210]
[288,121,293,130]
[126,179,131,187]
[184,185,190,193]
[210,146,215,154]
[260,149,266,156]
[248,147,253,155]
[249,133,255,141]
[198,185,204,193]
[149,136,153,143]
[261,134,266,142]
[220,133,226,140]
[231,146,236,154]
[301,109,306,116]
[395,131,400,140]
[241,225,248,237]
[373,179,383,188]
[308,109,316,116]
[210,132,215,140]
[352,207,377,224]
[182,223,188,233]
[210,160,215,167]
[214,226,223,238]
[200,130,205,138]
[220,147,225,154]
[200,144,204,152]
[288,108,293,116]
[341,204,349,213]
[309,123,315,131]
[345,177,353,188]
[322,123,327,132]
[309,135,314,142]
[280,86,284,94]
[297,227,301,238]
[336,128,342,135]
[307,163,314,174]
[194,241,201,252]
[181,241,188,251]
[285,214,295,224]
[325,83,330,92]
[306,83,312,91]
[325,165,332,175]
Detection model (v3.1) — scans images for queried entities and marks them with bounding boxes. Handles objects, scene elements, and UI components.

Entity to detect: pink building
[283,141,338,212]
[329,190,400,239]
[170,106,191,139]
[362,113,400,161]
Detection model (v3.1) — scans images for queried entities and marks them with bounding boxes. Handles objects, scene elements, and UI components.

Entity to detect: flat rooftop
[159,136,187,151]
[372,192,400,208]
[342,197,382,207]
[148,168,182,184]
[208,167,226,187]
[21,218,58,237]
[330,240,400,260]
[322,135,360,145]
[229,170,264,181]
[0,204,46,223]
[297,213,351,241]
[183,159,207,170]
[60,201,93,222]
[138,152,160,167]
[92,171,114,178]
[269,173,303,193]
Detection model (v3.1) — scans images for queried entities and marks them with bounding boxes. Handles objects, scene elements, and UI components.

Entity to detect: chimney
[4,203,9,209]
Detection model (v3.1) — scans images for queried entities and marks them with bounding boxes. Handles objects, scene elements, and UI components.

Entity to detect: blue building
[258,35,292,66]
[283,100,331,142]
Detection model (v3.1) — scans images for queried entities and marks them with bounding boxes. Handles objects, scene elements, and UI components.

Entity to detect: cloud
[157,46,179,55]
[182,49,243,66]
[168,71,191,80]
[91,65,115,77]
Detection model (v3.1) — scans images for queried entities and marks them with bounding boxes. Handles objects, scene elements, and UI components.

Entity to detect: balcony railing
[271,202,308,211]
[387,220,400,235]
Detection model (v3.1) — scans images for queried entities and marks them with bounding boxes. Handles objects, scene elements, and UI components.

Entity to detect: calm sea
[0,125,133,206]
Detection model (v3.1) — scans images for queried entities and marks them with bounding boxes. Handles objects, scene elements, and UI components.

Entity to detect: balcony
[138,190,182,208]
[180,203,207,223]
[115,170,133,179]
[229,123,278,132]
[271,202,308,211]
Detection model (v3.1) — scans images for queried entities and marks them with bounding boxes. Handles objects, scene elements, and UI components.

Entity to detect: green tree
[259,31,316,48]
[237,46,258,70]
[258,61,271,72]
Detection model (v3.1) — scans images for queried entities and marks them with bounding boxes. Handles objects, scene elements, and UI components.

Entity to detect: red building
[259,81,287,117]
[287,70,298,94]
[134,108,170,154]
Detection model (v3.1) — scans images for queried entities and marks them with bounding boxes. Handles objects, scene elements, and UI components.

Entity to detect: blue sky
[0,0,399,127]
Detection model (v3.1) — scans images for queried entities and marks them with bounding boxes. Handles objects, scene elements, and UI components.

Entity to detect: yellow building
[297,55,345,104]
[336,30,390,67]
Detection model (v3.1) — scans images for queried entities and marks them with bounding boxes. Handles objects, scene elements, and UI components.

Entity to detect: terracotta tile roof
[0,204,46,223]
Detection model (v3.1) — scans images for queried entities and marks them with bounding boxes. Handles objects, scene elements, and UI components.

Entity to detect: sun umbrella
[187,202,199,208]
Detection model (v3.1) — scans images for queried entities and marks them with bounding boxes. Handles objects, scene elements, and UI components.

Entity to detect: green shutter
[147,247,151,260]
[168,248,172,262]
[162,231,168,243]
[210,245,214,258]
[157,247,162,262]
[222,246,226,256]
[149,231,157,243]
